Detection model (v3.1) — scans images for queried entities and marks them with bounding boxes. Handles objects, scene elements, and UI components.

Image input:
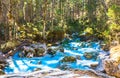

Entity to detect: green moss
[1,40,21,53]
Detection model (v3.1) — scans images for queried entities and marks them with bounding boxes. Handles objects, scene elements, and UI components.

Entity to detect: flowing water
[4,38,103,74]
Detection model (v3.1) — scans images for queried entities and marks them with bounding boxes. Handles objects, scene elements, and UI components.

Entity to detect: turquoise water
[4,39,102,74]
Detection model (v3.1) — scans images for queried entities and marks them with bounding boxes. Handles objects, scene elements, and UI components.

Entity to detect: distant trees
[0,0,119,43]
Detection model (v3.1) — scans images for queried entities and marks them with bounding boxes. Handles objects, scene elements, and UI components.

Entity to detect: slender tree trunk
[52,0,55,31]
[43,0,47,40]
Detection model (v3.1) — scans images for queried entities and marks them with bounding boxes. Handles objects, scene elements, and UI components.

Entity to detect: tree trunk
[43,0,47,40]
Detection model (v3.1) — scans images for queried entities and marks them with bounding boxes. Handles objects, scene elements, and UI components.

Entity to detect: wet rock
[90,63,98,68]
[26,52,34,58]
[58,64,71,70]
[23,46,35,53]
[59,47,64,52]
[96,59,105,72]
[76,55,81,60]
[31,43,46,49]
[47,48,56,56]
[34,68,41,71]
[38,61,42,64]
[0,69,5,75]
[60,48,64,52]
[101,44,110,51]
[21,46,35,57]
[0,60,7,64]
[18,52,24,57]
[0,64,5,69]
[83,51,99,60]
[103,45,120,77]
[47,48,52,52]
[79,42,86,48]
[0,60,9,71]
[35,47,45,57]
[61,56,76,63]
[8,50,14,56]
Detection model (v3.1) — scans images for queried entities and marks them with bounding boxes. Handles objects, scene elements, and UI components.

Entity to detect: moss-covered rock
[1,40,21,53]
[61,56,76,63]
[83,51,99,60]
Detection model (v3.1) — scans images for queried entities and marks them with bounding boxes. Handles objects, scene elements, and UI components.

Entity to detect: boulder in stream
[61,56,76,63]
[83,51,99,60]
[35,47,45,57]
[47,48,56,56]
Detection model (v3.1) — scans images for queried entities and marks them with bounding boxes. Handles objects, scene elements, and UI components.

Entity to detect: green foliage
[107,4,120,32]
[1,40,20,53]
[0,0,119,45]
[84,27,93,35]
[107,4,120,43]
[47,26,65,42]
[18,22,43,40]
[66,19,82,33]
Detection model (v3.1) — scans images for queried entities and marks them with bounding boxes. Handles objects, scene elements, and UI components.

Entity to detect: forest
[0,0,120,78]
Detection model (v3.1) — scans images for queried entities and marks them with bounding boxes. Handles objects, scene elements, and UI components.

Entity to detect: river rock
[0,69,5,75]
[35,47,45,57]
[76,55,81,60]
[26,52,34,58]
[101,44,110,51]
[59,46,64,53]
[90,63,98,68]
[58,64,71,70]
[110,45,120,61]
[34,68,41,71]
[18,52,24,57]
[0,64,5,69]
[83,51,99,60]
[61,56,76,63]
[103,45,120,77]
[47,48,56,56]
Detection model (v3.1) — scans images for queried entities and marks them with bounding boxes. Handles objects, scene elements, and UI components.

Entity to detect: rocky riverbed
[0,37,119,78]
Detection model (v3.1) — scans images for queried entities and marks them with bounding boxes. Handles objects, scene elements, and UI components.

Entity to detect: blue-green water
[4,39,102,74]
